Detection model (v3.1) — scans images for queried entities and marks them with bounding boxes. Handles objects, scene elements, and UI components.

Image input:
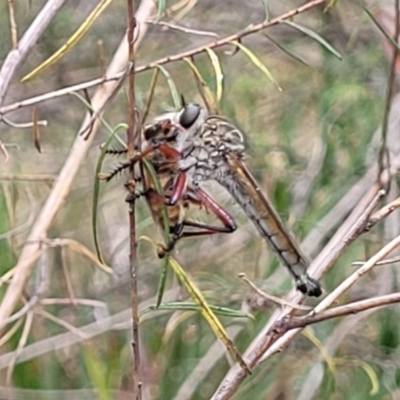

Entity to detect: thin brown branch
[0,0,326,116]
[283,292,400,330]
[0,76,119,115]
[127,0,141,397]
[352,254,400,266]
[366,194,400,230]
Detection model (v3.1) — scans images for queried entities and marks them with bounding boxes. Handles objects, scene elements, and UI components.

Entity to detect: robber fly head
[179,103,201,128]
[144,103,206,144]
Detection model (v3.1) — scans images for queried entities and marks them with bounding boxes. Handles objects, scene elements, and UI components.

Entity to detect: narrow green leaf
[282,20,342,60]
[168,255,251,374]
[264,33,310,67]
[183,57,218,113]
[204,47,224,104]
[142,68,160,123]
[359,361,379,396]
[142,302,253,319]
[303,327,336,375]
[83,345,111,400]
[260,0,270,21]
[323,0,338,13]
[155,65,181,109]
[360,2,400,53]
[93,123,128,263]
[157,0,166,22]
[21,0,112,82]
[231,40,282,92]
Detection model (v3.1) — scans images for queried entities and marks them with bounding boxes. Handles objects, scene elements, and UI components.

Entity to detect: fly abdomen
[217,169,321,297]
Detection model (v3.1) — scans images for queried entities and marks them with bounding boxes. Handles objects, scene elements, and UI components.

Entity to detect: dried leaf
[32,107,41,153]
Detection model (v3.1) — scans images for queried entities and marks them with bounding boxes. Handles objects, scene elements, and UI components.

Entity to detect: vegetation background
[0,0,399,399]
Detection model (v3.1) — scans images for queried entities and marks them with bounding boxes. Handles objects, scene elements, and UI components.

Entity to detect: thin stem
[127,0,141,398]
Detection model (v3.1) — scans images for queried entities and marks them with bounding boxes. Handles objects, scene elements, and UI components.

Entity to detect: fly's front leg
[166,172,187,206]
[100,143,181,182]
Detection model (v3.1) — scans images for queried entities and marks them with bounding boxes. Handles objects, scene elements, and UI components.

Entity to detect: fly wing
[218,154,321,296]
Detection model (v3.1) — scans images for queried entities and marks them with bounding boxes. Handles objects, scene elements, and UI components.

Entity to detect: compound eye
[179,103,201,128]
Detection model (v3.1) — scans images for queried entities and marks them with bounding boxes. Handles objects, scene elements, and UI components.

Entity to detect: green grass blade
[141,302,254,319]
[282,20,342,60]
[155,65,182,109]
[261,0,270,21]
[232,40,282,92]
[156,0,166,22]
[93,123,128,263]
[183,57,218,113]
[204,47,224,104]
[168,255,251,374]
[264,33,310,67]
[21,0,113,82]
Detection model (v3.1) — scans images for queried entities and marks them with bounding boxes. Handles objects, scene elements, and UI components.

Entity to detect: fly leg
[159,187,237,256]
[100,143,181,182]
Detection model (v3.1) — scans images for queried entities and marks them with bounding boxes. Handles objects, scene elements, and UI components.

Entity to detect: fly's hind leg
[158,188,238,257]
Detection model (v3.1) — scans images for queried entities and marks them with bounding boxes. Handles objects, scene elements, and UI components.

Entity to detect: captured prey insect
[101,109,237,255]
[130,104,322,297]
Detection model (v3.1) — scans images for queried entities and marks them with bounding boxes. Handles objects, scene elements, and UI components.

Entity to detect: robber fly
[138,104,322,297]
[102,109,237,254]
